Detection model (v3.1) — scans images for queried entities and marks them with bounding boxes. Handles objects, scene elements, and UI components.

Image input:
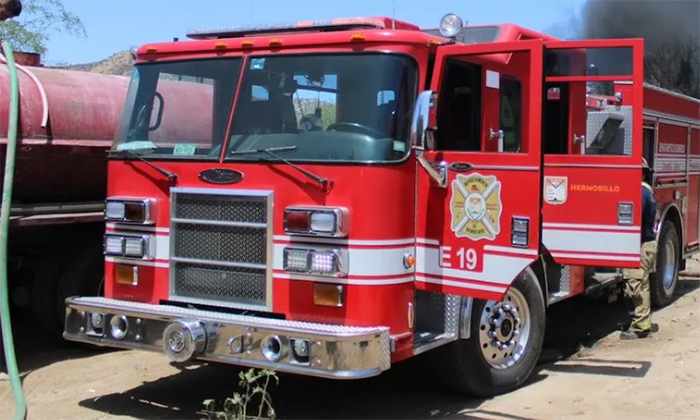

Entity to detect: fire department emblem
[544,176,568,205]
[449,173,502,241]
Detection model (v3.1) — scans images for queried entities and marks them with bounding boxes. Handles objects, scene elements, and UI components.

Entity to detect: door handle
[416,151,448,188]
[574,134,586,154]
[490,128,504,152]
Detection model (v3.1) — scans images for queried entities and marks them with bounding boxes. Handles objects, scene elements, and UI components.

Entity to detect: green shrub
[201,368,279,420]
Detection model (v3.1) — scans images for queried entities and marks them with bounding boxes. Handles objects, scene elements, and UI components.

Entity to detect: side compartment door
[541,39,644,268]
[414,40,544,302]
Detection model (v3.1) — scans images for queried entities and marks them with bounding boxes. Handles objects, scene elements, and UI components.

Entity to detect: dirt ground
[2,258,700,420]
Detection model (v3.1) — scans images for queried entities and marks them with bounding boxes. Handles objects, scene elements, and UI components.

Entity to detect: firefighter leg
[621,241,658,339]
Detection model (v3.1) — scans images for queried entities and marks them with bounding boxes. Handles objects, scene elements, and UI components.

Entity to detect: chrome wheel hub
[662,239,677,292]
[478,288,531,369]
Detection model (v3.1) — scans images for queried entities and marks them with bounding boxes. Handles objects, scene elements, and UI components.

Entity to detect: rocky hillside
[60,50,135,76]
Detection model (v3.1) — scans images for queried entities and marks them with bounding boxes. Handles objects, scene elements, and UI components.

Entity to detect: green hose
[0,40,27,420]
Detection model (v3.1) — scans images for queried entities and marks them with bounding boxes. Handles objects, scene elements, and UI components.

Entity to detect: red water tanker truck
[0,52,131,339]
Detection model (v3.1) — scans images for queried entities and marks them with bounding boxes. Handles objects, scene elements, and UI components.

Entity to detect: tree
[644,36,700,99]
[0,0,86,54]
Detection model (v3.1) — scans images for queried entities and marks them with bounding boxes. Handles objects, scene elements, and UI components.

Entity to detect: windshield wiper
[109,148,178,184]
[230,146,333,192]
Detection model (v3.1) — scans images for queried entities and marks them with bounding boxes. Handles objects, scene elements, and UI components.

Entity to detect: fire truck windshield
[223,53,418,163]
[111,52,418,164]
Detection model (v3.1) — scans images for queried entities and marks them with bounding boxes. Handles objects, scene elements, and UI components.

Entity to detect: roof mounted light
[186,17,419,40]
[439,13,464,38]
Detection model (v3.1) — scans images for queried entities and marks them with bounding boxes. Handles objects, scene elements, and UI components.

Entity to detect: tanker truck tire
[31,251,70,340]
[433,267,546,398]
[650,221,679,308]
[32,240,104,341]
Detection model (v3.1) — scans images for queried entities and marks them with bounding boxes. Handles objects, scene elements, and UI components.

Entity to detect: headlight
[105,197,156,224]
[439,13,464,38]
[282,247,347,277]
[284,207,348,237]
[104,233,155,260]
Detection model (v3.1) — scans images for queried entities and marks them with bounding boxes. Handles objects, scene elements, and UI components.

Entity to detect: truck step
[585,271,623,296]
[548,291,570,305]
[412,331,457,356]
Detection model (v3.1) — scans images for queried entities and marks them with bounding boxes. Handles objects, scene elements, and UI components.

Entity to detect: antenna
[391,0,396,29]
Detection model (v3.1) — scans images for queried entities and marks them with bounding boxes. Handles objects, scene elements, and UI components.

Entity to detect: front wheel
[433,267,546,398]
[650,221,680,308]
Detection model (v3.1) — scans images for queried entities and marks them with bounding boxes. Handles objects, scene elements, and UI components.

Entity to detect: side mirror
[410,90,447,188]
[410,90,437,150]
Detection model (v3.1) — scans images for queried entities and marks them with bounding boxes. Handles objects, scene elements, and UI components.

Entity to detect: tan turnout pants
[621,240,657,332]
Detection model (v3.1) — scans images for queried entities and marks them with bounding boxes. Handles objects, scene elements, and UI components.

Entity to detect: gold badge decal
[450,173,503,241]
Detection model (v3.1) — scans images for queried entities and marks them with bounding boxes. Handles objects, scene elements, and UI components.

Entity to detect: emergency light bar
[186,17,421,40]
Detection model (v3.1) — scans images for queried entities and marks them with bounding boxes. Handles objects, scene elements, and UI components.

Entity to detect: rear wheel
[31,252,70,340]
[651,221,680,308]
[435,267,546,397]
[32,237,104,341]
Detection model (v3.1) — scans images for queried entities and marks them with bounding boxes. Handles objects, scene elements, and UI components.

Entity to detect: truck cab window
[544,84,570,155]
[500,75,522,152]
[436,58,482,152]
[643,126,655,170]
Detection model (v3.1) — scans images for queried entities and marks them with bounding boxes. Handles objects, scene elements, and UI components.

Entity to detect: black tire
[31,251,70,340]
[650,221,680,308]
[433,267,546,398]
[32,239,104,341]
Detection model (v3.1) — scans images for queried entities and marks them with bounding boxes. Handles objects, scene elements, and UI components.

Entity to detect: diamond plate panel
[170,189,271,309]
[587,105,634,156]
[415,290,462,336]
[68,296,388,334]
[559,265,570,293]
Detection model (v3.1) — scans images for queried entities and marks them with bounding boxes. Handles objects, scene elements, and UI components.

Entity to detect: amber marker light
[214,42,227,49]
[313,283,343,307]
[241,40,254,48]
[115,264,138,286]
[403,253,416,269]
[269,39,283,46]
[350,34,366,41]
[145,46,157,52]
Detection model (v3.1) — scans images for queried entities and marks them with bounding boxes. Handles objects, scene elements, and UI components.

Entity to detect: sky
[40,0,586,65]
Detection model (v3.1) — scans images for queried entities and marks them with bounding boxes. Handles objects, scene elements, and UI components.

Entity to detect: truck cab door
[413,40,544,302]
[541,39,644,268]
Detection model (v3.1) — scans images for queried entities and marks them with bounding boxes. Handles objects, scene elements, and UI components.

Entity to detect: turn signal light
[313,283,344,307]
[114,264,139,286]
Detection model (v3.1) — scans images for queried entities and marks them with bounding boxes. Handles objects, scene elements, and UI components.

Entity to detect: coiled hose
[0,40,28,420]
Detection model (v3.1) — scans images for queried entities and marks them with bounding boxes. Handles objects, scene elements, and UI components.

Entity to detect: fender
[458,296,474,339]
[457,257,547,339]
[655,201,683,246]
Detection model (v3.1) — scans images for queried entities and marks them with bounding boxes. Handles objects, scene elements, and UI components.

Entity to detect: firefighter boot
[619,323,659,340]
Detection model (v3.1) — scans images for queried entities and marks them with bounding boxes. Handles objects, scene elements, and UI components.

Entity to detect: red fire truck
[61,14,700,397]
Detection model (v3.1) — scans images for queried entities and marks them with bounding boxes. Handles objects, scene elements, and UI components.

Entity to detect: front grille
[169,188,272,310]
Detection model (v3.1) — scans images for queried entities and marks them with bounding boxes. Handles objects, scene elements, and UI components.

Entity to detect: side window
[544,47,635,157]
[543,84,570,154]
[436,59,482,152]
[643,126,655,169]
[500,75,522,152]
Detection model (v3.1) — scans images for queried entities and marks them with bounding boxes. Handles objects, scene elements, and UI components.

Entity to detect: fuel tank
[0,52,131,206]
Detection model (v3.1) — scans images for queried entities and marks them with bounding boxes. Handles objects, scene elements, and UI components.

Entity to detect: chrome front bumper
[63,297,391,379]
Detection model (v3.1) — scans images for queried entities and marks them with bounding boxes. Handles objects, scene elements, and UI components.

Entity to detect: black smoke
[549,0,700,98]
[581,0,699,46]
